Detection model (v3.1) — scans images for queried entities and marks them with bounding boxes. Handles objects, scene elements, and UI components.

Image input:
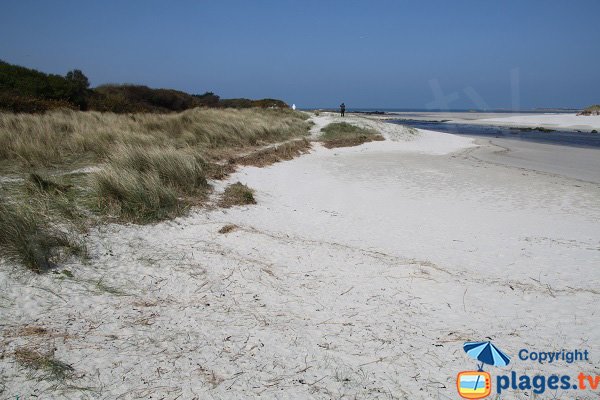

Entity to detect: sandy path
[1,118,599,399]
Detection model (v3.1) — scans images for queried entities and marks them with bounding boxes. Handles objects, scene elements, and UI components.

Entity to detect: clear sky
[1,0,599,109]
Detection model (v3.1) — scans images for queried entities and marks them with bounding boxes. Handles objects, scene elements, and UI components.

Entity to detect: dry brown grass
[235,138,311,167]
[218,224,238,234]
[14,347,74,380]
[321,135,385,149]
[218,183,256,208]
[17,326,48,336]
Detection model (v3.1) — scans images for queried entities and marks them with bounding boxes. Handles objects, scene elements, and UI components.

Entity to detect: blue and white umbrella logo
[463,341,511,370]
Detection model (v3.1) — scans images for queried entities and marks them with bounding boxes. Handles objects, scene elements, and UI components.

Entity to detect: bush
[0,93,76,113]
[218,98,288,109]
[0,60,291,113]
[91,84,198,113]
[0,60,90,110]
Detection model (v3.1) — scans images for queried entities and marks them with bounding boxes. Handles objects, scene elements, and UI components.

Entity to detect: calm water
[389,119,600,149]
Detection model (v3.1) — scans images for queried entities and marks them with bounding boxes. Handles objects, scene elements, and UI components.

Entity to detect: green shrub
[0,60,90,110]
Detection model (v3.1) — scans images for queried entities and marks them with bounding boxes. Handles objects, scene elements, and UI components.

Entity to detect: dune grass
[320,122,384,148]
[0,108,310,270]
[0,197,83,272]
[93,145,209,221]
[0,107,309,168]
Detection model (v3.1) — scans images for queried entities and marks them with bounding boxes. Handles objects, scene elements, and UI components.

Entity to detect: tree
[65,69,89,89]
[65,69,90,109]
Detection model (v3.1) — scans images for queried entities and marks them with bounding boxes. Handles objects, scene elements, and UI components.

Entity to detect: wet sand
[465,137,600,184]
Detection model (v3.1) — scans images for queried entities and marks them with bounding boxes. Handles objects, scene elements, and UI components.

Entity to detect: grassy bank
[319,122,384,148]
[0,108,311,271]
[0,107,308,168]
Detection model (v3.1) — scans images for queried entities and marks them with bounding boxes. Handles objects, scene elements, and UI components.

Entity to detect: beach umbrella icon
[463,341,511,370]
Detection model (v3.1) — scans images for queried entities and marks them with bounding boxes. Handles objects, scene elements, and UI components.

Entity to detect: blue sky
[1,0,599,109]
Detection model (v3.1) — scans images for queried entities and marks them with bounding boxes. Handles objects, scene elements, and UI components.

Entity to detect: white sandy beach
[1,113,600,399]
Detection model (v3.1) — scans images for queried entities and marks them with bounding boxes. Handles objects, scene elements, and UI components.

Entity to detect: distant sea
[390,120,600,149]
[308,108,580,114]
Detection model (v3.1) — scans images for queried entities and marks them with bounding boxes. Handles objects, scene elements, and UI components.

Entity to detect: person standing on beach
[340,102,346,117]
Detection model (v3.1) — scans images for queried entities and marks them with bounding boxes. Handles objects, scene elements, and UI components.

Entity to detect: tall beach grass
[0,197,83,272]
[0,108,310,269]
[0,107,309,167]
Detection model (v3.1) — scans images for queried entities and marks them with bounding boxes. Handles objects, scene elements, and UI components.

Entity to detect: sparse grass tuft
[14,348,74,380]
[218,224,238,234]
[219,182,256,208]
[319,122,384,148]
[0,198,81,272]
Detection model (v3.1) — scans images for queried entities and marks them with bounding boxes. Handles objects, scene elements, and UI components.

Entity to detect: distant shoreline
[303,108,581,114]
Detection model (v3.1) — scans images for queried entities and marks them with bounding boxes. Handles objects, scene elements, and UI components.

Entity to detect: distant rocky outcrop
[577,105,600,116]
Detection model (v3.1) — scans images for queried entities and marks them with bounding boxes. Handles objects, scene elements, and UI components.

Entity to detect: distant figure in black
[340,102,346,117]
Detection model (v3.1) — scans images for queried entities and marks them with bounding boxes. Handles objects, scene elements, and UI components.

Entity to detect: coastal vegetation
[578,104,600,116]
[0,60,312,271]
[320,122,384,148]
[0,107,311,270]
[0,196,83,272]
[218,182,256,208]
[0,107,308,168]
[0,60,288,112]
